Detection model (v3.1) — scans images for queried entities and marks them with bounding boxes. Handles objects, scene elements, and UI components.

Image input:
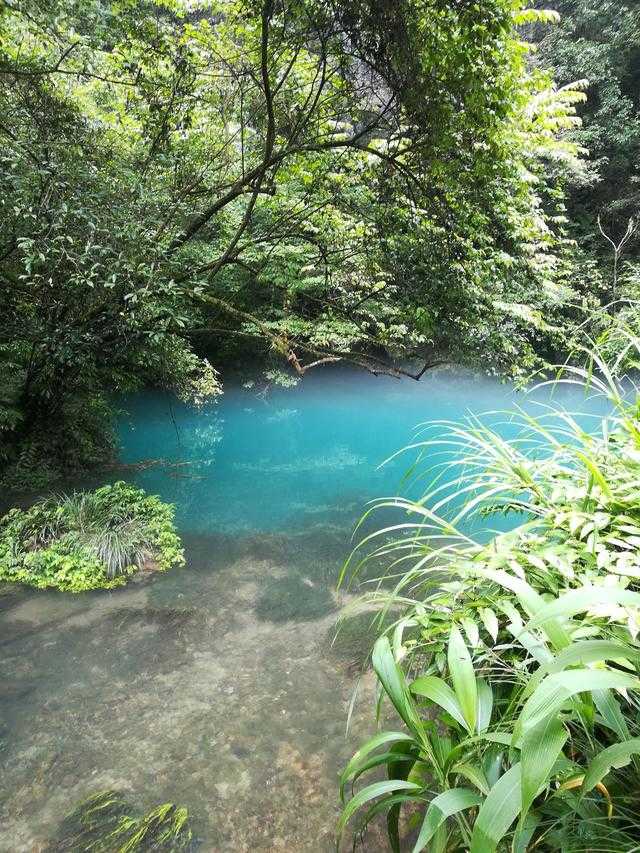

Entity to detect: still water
[0,367,600,850]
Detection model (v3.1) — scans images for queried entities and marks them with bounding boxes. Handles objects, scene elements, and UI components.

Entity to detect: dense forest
[2,1,640,851]
[2,0,638,486]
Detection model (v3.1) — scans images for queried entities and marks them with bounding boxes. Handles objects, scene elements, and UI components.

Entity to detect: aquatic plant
[49,789,194,852]
[0,482,184,592]
[338,337,640,850]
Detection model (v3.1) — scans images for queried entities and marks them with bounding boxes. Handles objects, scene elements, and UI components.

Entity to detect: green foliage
[339,336,640,850]
[534,1,640,267]
[0,0,590,484]
[0,482,184,592]
[49,789,193,852]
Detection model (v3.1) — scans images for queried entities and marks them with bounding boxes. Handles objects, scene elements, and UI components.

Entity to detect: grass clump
[0,482,184,592]
[49,789,194,852]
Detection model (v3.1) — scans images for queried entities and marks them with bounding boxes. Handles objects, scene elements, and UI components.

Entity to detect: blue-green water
[0,368,603,851]
[116,367,563,534]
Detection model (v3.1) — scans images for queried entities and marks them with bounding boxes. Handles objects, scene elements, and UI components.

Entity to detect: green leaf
[413,788,483,853]
[593,689,631,741]
[582,738,640,793]
[411,676,468,731]
[448,625,478,733]
[337,780,422,839]
[520,716,567,823]
[470,764,523,853]
[517,669,640,738]
[536,640,639,677]
[485,569,570,649]
[512,812,540,853]
[452,762,491,795]
[525,587,640,631]
[388,740,418,853]
[344,752,416,801]
[480,607,499,643]
[340,731,415,800]
[476,678,493,733]
[355,793,426,840]
[372,636,424,740]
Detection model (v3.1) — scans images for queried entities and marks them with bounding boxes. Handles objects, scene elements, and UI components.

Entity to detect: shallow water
[0,367,603,851]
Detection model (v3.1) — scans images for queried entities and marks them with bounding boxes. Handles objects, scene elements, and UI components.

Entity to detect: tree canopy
[0,1,597,479]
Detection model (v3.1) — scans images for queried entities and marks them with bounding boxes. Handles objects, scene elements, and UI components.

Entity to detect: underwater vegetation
[47,789,194,852]
[0,482,184,592]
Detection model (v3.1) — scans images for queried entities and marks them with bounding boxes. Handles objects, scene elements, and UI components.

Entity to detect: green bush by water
[0,482,184,592]
[339,338,640,851]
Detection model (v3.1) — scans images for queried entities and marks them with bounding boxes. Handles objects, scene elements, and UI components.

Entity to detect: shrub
[0,482,184,592]
[338,341,640,851]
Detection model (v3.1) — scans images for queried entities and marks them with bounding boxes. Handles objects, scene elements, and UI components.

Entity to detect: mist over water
[0,367,604,850]
[117,367,559,533]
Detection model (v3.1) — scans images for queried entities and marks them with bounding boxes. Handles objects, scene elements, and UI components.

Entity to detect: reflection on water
[0,367,603,850]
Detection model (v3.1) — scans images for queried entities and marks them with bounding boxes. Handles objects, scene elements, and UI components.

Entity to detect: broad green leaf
[593,689,631,740]
[517,669,640,738]
[485,569,570,649]
[512,812,540,853]
[525,640,640,698]
[480,607,499,643]
[582,738,640,793]
[520,716,567,823]
[413,788,483,853]
[542,639,640,673]
[355,793,427,840]
[343,752,416,801]
[470,764,523,853]
[462,617,480,648]
[448,625,478,733]
[452,762,490,795]
[411,676,468,731]
[526,587,640,631]
[337,780,422,838]
[476,678,493,733]
[340,731,415,800]
[372,636,424,740]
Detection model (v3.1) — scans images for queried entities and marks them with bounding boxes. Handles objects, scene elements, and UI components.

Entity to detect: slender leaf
[470,764,523,853]
[340,731,415,800]
[337,780,422,838]
[517,669,640,737]
[413,788,483,853]
[476,678,493,733]
[520,716,567,823]
[411,676,468,731]
[582,738,640,793]
[448,625,478,733]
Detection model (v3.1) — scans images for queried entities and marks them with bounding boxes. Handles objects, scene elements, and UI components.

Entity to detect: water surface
[0,367,599,850]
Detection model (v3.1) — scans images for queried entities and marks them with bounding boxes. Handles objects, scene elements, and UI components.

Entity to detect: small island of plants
[0,482,184,593]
